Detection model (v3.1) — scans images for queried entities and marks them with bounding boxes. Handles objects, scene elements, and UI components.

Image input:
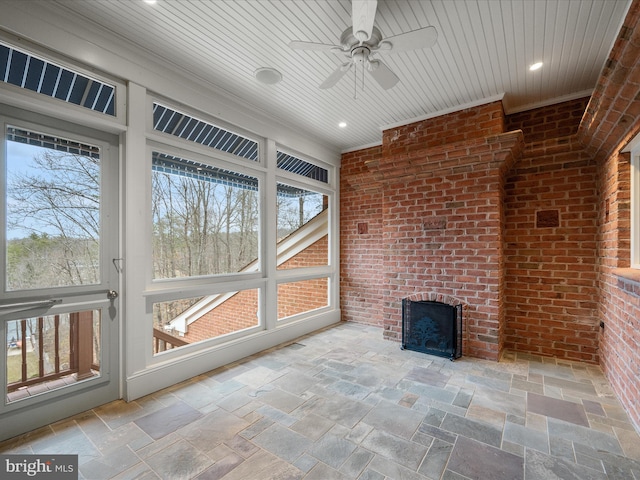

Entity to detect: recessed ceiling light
[529,62,543,71]
[143,0,157,4]
[338,121,347,128]
[254,67,282,85]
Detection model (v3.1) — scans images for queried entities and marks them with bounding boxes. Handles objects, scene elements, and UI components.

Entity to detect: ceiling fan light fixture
[254,67,283,85]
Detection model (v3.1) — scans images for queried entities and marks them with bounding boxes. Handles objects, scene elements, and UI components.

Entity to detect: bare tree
[7,149,100,289]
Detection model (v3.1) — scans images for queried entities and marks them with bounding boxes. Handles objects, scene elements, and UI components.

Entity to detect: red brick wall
[340,145,385,327]
[185,236,329,341]
[584,0,640,431]
[277,277,329,319]
[504,100,600,362]
[186,289,259,342]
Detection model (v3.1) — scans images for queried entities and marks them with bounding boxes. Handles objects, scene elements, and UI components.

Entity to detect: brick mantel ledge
[368,130,524,182]
[612,268,640,297]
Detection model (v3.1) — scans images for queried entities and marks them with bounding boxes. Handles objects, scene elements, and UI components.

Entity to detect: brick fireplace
[342,101,523,361]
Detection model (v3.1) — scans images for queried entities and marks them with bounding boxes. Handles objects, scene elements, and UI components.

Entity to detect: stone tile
[447,436,524,480]
[195,451,244,480]
[144,439,212,479]
[293,453,318,473]
[307,433,357,468]
[525,448,607,480]
[468,386,526,417]
[209,449,302,480]
[405,366,450,387]
[134,401,202,440]
[177,409,249,450]
[548,418,624,455]
[367,455,429,480]
[327,379,372,400]
[440,413,503,448]
[256,388,306,413]
[361,400,425,439]
[339,448,374,478]
[111,463,160,479]
[93,400,146,430]
[399,392,420,407]
[466,404,506,429]
[416,423,458,444]
[503,421,549,453]
[79,445,141,479]
[466,374,511,392]
[404,381,458,404]
[527,392,590,427]
[226,434,259,458]
[290,413,334,440]
[549,435,575,462]
[252,424,313,463]
[583,399,607,416]
[238,417,273,440]
[304,462,350,480]
[575,442,640,476]
[543,375,597,396]
[452,388,473,408]
[615,426,640,461]
[361,429,428,471]
[418,437,453,479]
[297,394,371,429]
[272,371,318,395]
[255,404,298,426]
[511,377,545,395]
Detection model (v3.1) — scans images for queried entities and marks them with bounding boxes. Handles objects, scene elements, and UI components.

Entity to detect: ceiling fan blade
[289,40,343,52]
[380,26,438,53]
[352,0,378,43]
[320,62,353,89]
[367,59,399,90]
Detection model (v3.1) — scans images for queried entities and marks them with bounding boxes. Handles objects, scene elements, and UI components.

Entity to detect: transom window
[277,150,328,183]
[152,103,259,161]
[1,42,116,116]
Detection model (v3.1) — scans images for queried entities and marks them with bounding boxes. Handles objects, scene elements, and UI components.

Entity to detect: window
[5,126,102,290]
[153,103,259,161]
[278,278,329,321]
[152,289,260,355]
[1,42,116,116]
[151,152,259,279]
[276,183,328,270]
[277,150,328,183]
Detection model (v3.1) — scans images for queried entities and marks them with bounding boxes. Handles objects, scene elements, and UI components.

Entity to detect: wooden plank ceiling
[22,0,634,151]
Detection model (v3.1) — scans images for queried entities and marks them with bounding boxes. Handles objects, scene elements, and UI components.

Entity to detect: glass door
[0,111,119,440]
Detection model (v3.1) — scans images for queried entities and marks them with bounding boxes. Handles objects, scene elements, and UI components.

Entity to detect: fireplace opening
[401,299,462,360]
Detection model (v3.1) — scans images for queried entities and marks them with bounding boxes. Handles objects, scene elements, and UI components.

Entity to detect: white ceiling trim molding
[379,94,506,133]
[503,89,594,115]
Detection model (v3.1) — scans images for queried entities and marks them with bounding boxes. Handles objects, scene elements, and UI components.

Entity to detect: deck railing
[153,327,189,353]
[7,311,99,393]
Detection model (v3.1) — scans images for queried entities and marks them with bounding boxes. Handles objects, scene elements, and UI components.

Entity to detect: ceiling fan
[289,0,437,92]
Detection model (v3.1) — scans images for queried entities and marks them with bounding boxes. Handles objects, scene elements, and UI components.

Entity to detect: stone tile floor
[1,322,639,479]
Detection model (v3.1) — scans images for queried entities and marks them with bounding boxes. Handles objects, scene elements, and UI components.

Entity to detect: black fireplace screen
[401,299,462,360]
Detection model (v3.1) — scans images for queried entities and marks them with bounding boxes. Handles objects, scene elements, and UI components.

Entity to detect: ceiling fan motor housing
[340,26,384,51]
